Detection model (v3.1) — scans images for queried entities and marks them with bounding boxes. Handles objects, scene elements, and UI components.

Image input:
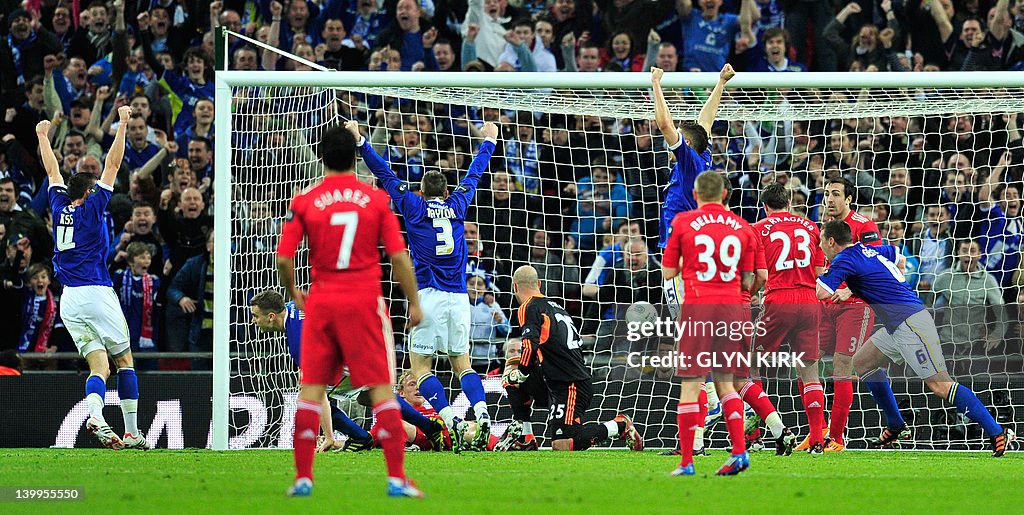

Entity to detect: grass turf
[0,448,1016,513]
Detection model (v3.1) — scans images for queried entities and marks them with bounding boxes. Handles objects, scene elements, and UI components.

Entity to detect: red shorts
[753,289,821,360]
[299,293,396,388]
[818,301,875,357]
[676,297,751,378]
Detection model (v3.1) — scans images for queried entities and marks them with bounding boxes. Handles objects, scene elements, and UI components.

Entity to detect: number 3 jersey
[663,202,755,302]
[516,294,590,383]
[49,182,114,287]
[277,174,406,296]
[358,137,496,294]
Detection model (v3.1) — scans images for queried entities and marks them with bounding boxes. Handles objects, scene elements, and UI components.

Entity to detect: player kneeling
[498,266,643,452]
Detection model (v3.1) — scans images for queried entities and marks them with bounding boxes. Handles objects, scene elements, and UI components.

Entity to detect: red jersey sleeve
[751,227,767,271]
[277,196,306,259]
[379,201,406,256]
[738,223,755,273]
[859,218,882,246]
[662,215,684,271]
[811,226,826,268]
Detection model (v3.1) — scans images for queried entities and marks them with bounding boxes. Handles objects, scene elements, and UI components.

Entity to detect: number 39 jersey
[277,174,406,295]
[752,211,826,296]
[49,182,114,287]
[516,294,590,383]
[663,203,755,302]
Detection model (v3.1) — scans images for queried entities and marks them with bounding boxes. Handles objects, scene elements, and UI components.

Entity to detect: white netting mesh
[225,77,1023,450]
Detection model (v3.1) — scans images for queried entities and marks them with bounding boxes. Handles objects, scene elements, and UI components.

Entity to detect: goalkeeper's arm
[502,339,530,388]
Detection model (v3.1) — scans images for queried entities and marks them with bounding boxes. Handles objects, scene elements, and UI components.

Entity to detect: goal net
[215,70,1024,451]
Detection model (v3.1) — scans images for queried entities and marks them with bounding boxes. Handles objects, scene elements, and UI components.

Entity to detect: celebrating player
[800,177,881,452]
[751,184,828,454]
[38,109,150,451]
[816,220,1014,457]
[249,290,447,453]
[276,124,423,498]
[500,265,643,452]
[350,119,497,451]
[662,171,756,476]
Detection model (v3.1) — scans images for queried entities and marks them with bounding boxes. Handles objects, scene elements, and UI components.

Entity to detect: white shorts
[410,287,470,356]
[664,276,684,319]
[61,285,130,358]
[869,310,947,379]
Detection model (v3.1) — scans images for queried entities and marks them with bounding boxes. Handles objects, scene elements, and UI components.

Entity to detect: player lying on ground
[277,123,425,498]
[492,339,539,451]
[249,290,447,453]
[663,171,757,476]
[501,265,644,452]
[37,111,150,451]
[816,220,1014,457]
[350,119,498,452]
[750,184,828,454]
[376,371,499,451]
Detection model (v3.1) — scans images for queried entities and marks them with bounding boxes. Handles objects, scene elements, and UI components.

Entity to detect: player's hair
[0,349,22,373]
[397,370,414,389]
[825,177,856,202]
[694,170,724,202]
[318,124,357,171]
[821,220,853,246]
[125,241,154,262]
[678,121,709,155]
[249,290,286,314]
[67,172,96,200]
[25,262,50,281]
[421,170,448,198]
[760,182,791,210]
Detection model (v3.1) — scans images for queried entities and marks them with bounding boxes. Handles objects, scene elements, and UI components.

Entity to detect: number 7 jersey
[277,174,406,295]
[663,203,755,302]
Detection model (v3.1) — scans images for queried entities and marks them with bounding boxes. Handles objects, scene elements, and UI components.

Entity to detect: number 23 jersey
[517,294,590,383]
[663,203,755,302]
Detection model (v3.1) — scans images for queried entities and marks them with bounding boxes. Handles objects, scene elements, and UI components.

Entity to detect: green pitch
[0,449,1016,513]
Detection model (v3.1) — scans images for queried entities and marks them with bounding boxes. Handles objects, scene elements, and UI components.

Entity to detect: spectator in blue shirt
[124,114,161,171]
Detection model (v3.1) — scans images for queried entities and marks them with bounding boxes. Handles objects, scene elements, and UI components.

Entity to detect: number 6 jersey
[662,202,755,303]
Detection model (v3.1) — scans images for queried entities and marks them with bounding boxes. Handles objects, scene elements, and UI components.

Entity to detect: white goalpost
[213,70,1024,451]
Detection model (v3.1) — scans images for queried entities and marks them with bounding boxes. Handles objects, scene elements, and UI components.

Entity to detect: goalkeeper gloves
[501,368,528,389]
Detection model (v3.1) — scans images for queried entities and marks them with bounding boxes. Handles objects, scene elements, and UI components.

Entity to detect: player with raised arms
[351,120,498,451]
[751,183,828,454]
[652,62,736,457]
[816,220,1014,456]
[37,109,150,451]
[249,289,446,452]
[799,177,881,452]
[499,265,644,452]
[277,123,424,498]
[662,171,756,476]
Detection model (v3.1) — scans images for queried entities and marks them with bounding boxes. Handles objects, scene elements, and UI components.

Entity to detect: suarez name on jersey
[277,174,405,294]
[663,203,754,302]
[48,182,114,287]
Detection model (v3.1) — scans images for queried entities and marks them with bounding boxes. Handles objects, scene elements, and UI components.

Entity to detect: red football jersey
[277,174,406,295]
[741,226,767,303]
[844,210,882,246]
[753,211,826,296]
[664,203,755,302]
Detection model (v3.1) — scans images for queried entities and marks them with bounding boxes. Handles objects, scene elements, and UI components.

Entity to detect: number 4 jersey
[278,174,406,296]
[516,294,590,383]
[49,182,114,287]
[663,203,756,303]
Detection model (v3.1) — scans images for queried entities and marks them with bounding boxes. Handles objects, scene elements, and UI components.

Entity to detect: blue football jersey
[49,182,114,287]
[817,243,925,332]
[284,300,304,364]
[681,11,740,72]
[360,138,495,293]
[659,137,712,248]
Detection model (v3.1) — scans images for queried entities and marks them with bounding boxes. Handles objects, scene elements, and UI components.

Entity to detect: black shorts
[545,379,593,441]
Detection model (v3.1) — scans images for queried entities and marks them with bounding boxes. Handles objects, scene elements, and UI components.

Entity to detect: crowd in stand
[2,0,1024,372]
